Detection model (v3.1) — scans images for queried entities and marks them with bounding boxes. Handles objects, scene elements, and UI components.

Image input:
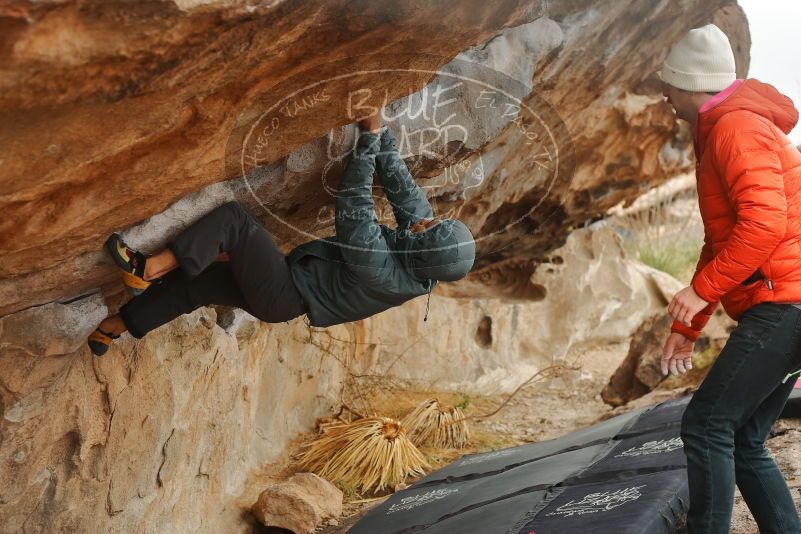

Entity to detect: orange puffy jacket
[672,78,801,342]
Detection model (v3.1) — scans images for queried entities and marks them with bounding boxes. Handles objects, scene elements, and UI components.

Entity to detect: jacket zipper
[763,266,774,290]
[751,268,774,290]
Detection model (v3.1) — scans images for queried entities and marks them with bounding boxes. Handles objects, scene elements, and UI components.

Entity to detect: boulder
[0,293,106,357]
[602,309,735,406]
[252,473,343,533]
[0,0,749,317]
[602,313,673,407]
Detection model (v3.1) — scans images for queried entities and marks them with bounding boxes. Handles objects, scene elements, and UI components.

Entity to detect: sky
[739,0,801,144]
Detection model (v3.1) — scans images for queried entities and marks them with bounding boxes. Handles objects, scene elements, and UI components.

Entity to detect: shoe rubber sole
[88,329,116,356]
[105,233,152,295]
[122,271,151,296]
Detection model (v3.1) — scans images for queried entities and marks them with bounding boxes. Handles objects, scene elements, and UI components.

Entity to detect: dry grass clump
[298,417,429,493]
[402,398,470,449]
[613,180,704,284]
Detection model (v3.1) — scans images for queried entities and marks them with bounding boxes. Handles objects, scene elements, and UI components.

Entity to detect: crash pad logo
[545,485,646,517]
[225,52,574,256]
[458,448,514,466]
[614,437,684,458]
[386,488,460,514]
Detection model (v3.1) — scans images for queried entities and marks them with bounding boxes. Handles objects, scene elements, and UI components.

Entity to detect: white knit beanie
[660,24,736,92]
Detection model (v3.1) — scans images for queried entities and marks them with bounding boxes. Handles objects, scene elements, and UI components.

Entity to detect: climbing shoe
[88,327,120,356]
[105,233,159,296]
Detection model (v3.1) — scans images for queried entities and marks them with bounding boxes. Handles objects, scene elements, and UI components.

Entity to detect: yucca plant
[298,417,429,493]
[402,398,470,449]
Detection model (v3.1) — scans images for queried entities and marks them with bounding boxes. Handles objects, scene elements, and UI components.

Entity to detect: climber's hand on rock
[358,107,382,134]
[668,285,708,327]
[661,331,694,376]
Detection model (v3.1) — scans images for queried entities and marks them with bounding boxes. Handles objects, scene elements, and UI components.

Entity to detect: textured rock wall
[0,0,540,316]
[355,226,683,394]
[0,0,748,316]
[0,224,680,533]
[0,305,349,532]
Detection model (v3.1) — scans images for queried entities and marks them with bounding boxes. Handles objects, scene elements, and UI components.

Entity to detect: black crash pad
[350,391,798,534]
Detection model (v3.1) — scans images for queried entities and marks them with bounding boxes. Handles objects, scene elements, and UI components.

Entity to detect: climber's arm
[375,127,434,229]
[335,130,394,281]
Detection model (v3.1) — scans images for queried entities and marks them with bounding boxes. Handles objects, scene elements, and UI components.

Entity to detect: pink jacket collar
[699,79,745,114]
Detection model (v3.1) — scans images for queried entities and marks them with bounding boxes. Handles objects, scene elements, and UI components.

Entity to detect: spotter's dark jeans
[682,302,801,533]
[119,201,306,338]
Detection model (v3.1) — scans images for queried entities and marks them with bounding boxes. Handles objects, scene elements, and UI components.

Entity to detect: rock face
[252,473,343,533]
[601,308,736,406]
[0,1,751,533]
[357,226,684,395]
[0,0,748,317]
[0,306,348,533]
[601,313,675,407]
[0,0,538,316]
[0,224,691,533]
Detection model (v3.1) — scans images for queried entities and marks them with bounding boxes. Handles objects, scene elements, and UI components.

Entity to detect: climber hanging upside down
[88,108,476,355]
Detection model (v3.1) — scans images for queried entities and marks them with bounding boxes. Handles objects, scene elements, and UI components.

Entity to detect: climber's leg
[222,205,307,323]
[118,261,252,339]
[98,314,128,336]
[165,201,258,278]
[160,200,305,324]
[142,248,180,281]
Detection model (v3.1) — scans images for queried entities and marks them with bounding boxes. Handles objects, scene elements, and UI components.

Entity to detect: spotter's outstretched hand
[661,331,695,376]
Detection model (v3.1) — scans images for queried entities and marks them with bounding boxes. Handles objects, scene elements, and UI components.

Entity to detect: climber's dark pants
[119,201,306,338]
[681,302,801,534]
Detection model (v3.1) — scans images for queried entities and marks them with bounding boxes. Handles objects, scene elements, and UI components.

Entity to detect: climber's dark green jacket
[287,127,475,327]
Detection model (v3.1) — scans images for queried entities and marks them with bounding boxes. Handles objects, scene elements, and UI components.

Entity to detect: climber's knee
[220,200,259,225]
[220,200,244,217]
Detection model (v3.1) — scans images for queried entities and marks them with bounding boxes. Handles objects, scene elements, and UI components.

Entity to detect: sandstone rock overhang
[0,1,749,317]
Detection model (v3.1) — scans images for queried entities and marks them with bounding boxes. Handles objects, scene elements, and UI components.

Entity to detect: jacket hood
[698,78,799,152]
[395,219,476,282]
